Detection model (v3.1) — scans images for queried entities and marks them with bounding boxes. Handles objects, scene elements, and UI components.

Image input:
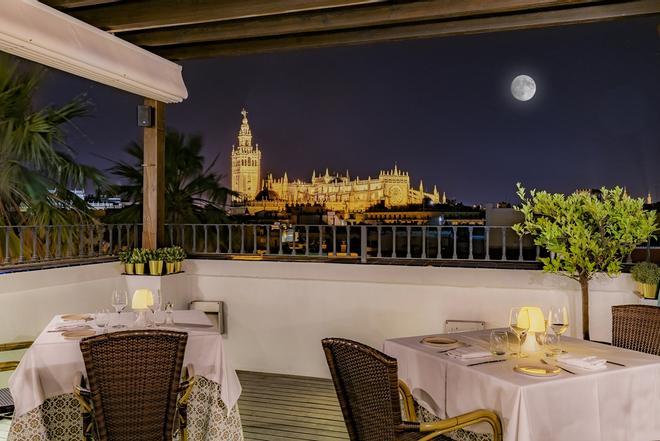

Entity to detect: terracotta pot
[166,262,175,274]
[135,263,145,275]
[124,263,134,275]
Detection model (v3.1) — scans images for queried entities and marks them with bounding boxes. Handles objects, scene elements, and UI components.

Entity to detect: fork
[541,358,576,375]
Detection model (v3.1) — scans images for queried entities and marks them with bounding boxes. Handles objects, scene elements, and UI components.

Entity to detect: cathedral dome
[255,187,279,201]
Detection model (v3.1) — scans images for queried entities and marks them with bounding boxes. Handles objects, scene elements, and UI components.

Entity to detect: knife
[606,360,626,367]
[467,359,507,367]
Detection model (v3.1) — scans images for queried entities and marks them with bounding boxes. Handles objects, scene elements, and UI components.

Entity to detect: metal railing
[166,224,544,263]
[0,224,140,266]
[0,222,656,268]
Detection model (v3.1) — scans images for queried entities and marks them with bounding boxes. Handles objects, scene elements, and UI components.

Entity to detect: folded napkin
[557,355,606,371]
[51,324,91,332]
[446,346,492,360]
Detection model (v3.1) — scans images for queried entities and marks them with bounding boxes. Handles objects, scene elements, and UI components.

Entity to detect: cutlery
[541,358,576,375]
[467,358,507,367]
[437,343,469,353]
[606,360,626,367]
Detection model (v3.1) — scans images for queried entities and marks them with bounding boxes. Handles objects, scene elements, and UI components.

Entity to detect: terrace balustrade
[0,223,655,268]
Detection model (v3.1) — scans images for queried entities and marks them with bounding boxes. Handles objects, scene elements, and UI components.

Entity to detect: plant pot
[135,263,145,275]
[148,260,161,275]
[157,261,164,274]
[124,263,134,275]
[166,262,175,274]
[174,261,182,273]
[639,282,658,299]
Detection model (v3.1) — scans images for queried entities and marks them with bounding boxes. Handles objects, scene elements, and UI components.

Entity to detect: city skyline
[32,15,660,205]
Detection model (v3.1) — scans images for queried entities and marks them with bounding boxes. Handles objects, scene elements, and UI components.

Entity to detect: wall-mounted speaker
[137,105,154,127]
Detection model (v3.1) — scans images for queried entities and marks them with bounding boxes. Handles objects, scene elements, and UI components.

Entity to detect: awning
[0,0,188,103]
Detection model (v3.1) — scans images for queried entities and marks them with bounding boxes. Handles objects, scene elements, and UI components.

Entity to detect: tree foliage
[513,184,657,281]
[107,129,236,224]
[0,54,105,226]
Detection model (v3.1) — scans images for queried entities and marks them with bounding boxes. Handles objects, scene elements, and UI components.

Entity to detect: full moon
[511,74,536,101]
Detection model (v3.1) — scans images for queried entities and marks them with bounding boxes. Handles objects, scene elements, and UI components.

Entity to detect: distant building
[230,109,443,213]
[71,189,124,210]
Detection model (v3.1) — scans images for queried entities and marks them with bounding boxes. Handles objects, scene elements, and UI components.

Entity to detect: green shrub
[631,262,660,285]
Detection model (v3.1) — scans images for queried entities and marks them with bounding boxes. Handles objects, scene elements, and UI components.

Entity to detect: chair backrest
[322,338,402,441]
[79,330,188,441]
[612,305,660,356]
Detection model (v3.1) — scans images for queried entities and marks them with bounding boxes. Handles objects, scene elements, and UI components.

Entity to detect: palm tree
[0,54,106,261]
[107,129,235,225]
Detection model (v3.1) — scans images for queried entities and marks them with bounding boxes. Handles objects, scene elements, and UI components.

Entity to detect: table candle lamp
[132,288,154,327]
[518,306,546,353]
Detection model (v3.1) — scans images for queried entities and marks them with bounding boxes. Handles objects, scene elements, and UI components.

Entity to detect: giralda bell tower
[231,109,261,202]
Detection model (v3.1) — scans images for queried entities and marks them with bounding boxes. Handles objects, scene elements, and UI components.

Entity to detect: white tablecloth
[384,330,660,441]
[9,310,242,417]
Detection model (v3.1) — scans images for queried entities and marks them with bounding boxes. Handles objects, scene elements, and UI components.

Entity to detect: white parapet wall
[186,259,640,378]
[0,259,642,381]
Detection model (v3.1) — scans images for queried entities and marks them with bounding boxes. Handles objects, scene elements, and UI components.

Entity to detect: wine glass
[148,289,162,326]
[548,305,569,354]
[111,289,128,329]
[509,307,530,358]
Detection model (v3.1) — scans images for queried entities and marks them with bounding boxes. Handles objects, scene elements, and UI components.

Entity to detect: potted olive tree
[631,262,660,299]
[513,184,657,340]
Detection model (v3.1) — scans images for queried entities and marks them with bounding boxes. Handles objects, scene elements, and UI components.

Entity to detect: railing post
[4,226,11,264]
[484,227,490,261]
[518,233,524,261]
[88,225,94,257]
[253,225,257,254]
[346,225,351,256]
[18,227,24,263]
[501,227,506,261]
[278,226,283,255]
[436,226,441,259]
[56,225,62,259]
[391,226,396,258]
[332,225,336,256]
[305,225,310,256]
[360,226,367,263]
[98,225,104,256]
[452,226,458,260]
[216,225,220,254]
[240,224,245,254]
[228,225,233,254]
[406,226,411,259]
[421,226,426,259]
[44,226,51,260]
[468,226,474,260]
[318,226,324,256]
[266,225,271,255]
[31,226,38,262]
[108,225,114,256]
[204,225,208,253]
[376,226,382,258]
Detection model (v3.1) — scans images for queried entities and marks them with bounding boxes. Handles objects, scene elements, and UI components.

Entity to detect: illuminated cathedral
[230,109,444,212]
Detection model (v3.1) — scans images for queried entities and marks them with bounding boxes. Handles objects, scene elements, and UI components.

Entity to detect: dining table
[7,310,243,441]
[384,329,660,441]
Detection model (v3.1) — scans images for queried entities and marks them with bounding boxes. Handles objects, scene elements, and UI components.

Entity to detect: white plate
[420,336,458,347]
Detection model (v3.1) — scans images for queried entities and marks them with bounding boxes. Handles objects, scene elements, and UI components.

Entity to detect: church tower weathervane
[231,108,261,201]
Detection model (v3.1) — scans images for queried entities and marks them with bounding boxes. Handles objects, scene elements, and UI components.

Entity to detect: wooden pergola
[39,0,660,248]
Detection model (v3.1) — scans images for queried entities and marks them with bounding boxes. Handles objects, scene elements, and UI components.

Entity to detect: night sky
[31,15,659,205]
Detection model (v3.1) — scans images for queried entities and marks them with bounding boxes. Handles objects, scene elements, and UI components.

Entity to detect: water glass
[490,330,508,356]
[95,310,110,333]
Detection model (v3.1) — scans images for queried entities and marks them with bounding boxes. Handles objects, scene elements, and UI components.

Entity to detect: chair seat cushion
[0,388,14,414]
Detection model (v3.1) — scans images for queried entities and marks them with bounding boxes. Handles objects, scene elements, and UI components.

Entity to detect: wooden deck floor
[237,370,349,441]
[0,371,348,441]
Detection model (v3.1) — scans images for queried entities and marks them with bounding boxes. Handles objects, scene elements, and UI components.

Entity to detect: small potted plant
[132,248,148,275]
[119,250,133,274]
[146,248,163,276]
[173,246,186,273]
[631,262,660,299]
[163,247,177,274]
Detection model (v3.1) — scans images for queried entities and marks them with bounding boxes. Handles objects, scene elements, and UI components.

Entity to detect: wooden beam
[41,0,120,9]
[69,0,385,32]
[142,99,165,249]
[122,0,603,47]
[153,1,660,59]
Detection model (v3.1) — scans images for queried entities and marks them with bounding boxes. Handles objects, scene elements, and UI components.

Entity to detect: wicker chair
[74,330,196,441]
[612,305,660,356]
[0,340,33,418]
[322,338,502,441]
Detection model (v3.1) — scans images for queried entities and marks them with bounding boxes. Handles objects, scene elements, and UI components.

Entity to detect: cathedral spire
[237,108,253,149]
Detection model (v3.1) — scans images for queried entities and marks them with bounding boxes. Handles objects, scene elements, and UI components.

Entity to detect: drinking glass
[148,289,162,326]
[548,305,569,354]
[95,310,110,333]
[509,307,530,358]
[111,289,128,329]
[489,330,508,356]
